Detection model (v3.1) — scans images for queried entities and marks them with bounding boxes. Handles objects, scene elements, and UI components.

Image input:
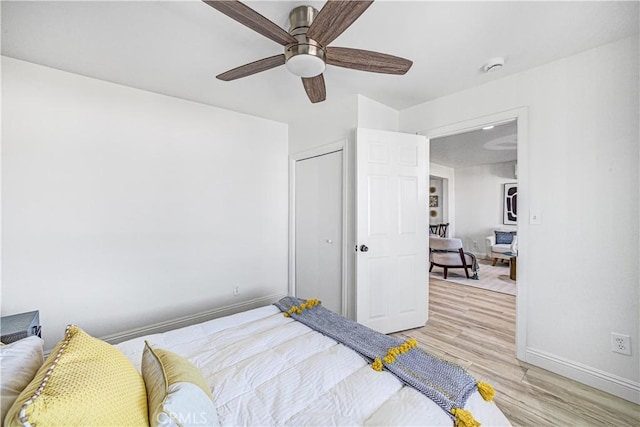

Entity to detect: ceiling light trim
[483,135,517,151]
[483,57,505,73]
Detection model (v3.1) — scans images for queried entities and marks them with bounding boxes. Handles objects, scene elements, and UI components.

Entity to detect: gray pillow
[495,231,516,245]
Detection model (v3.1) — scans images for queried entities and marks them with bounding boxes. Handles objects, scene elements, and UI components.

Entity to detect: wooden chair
[429,223,449,237]
[429,236,474,279]
[437,223,449,237]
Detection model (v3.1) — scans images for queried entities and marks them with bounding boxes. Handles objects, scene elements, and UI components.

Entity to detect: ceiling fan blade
[326,47,412,75]
[302,75,326,103]
[306,0,374,47]
[202,0,296,46]
[217,54,286,81]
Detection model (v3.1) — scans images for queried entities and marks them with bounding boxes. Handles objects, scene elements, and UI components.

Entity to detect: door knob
[359,244,369,252]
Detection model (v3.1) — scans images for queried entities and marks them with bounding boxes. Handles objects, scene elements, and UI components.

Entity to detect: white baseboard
[526,347,640,404]
[101,293,286,345]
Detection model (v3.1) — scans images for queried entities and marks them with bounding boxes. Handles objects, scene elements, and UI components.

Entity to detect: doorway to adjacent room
[421,107,528,360]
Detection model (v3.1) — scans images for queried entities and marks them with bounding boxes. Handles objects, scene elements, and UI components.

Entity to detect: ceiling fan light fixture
[285,38,326,78]
[284,5,325,78]
[286,53,326,78]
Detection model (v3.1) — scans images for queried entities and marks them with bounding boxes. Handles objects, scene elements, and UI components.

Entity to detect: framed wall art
[503,183,517,225]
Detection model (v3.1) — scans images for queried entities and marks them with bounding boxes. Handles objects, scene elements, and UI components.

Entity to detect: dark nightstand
[0,310,41,344]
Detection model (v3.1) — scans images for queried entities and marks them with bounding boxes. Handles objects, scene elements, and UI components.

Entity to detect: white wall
[288,95,358,154]
[288,94,399,154]
[455,161,517,256]
[356,95,399,132]
[1,57,289,349]
[401,36,639,401]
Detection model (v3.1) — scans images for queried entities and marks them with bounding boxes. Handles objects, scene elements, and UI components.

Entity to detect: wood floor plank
[392,278,640,426]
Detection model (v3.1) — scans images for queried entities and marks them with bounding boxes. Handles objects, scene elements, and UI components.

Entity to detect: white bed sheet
[117,305,511,426]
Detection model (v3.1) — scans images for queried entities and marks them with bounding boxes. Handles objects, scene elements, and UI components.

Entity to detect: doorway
[421,107,528,360]
[431,120,517,258]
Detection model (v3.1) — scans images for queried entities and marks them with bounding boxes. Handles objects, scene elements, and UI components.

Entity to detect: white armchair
[429,236,474,279]
[486,232,517,266]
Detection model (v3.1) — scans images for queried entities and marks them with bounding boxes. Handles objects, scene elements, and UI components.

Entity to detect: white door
[356,128,428,333]
[295,150,343,314]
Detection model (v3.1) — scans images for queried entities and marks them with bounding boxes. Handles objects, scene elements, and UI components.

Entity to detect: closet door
[295,150,343,314]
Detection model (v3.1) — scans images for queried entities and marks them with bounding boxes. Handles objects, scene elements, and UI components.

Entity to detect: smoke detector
[483,57,505,73]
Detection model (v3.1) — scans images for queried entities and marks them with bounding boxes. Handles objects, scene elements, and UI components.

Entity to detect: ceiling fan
[202,0,413,103]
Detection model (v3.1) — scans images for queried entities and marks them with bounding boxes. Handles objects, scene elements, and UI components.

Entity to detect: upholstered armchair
[486,231,517,266]
[429,236,474,279]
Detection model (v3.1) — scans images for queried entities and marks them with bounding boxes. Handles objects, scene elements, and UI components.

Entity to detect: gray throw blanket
[275,297,493,425]
[467,251,480,280]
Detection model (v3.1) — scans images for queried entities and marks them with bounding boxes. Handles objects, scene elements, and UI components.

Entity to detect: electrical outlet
[611,333,631,355]
[472,240,478,249]
[233,285,240,296]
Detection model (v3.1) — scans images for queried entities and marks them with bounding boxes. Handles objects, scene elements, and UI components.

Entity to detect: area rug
[429,260,516,296]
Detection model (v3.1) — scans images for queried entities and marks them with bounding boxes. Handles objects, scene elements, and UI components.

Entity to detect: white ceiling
[2,1,638,123]
[431,120,517,169]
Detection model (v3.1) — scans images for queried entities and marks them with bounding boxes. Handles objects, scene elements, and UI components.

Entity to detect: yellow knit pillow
[4,325,148,426]
[142,342,219,427]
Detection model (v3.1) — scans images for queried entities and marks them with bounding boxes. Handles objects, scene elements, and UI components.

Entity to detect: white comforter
[117,305,511,426]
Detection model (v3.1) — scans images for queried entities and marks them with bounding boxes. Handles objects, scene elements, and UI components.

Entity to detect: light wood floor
[392,278,640,426]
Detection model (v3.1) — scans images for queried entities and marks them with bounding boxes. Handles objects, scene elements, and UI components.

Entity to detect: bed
[2,302,511,426]
[116,303,511,426]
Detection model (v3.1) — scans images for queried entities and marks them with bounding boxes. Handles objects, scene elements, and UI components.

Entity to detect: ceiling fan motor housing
[288,5,317,36]
[285,6,326,78]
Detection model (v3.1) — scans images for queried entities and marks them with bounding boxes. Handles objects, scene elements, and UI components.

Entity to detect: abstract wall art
[503,183,518,225]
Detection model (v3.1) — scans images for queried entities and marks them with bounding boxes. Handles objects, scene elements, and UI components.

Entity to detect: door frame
[419,107,529,361]
[429,167,455,238]
[289,140,349,316]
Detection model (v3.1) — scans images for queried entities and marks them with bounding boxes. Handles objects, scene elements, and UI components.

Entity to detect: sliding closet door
[295,150,343,314]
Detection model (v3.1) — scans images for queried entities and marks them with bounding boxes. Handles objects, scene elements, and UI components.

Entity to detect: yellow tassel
[376,338,419,368]
[371,358,383,372]
[451,408,481,427]
[283,312,290,317]
[477,381,495,402]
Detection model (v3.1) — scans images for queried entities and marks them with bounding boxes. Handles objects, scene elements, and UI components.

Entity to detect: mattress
[116,305,511,426]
